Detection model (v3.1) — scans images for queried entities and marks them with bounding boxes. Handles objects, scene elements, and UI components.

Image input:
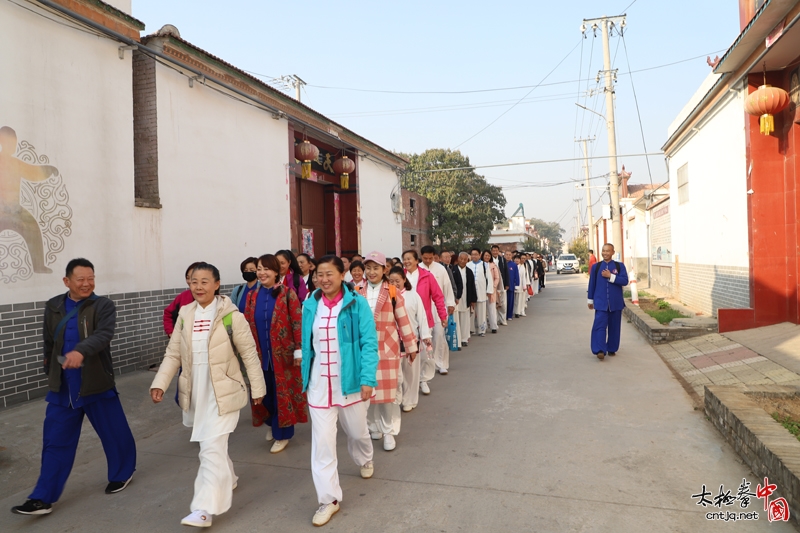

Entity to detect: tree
[528,218,565,253]
[569,238,589,265]
[400,149,506,251]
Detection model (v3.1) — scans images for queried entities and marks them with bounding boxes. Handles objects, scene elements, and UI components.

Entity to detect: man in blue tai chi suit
[587,243,629,361]
[11,258,136,516]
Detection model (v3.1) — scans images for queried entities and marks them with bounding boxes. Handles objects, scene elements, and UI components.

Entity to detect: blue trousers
[591,309,622,354]
[29,395,136,504]
[263,369,294,441]
[506,289,515,320]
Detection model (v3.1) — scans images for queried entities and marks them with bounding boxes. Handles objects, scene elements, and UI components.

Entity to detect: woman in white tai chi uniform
[387,266,432,413]
[150,263,266,528]
[300,255,379,527]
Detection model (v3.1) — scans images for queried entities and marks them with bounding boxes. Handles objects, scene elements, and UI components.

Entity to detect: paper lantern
[295,140,319,179]
[745,85,790,135]
[333,155,355,189]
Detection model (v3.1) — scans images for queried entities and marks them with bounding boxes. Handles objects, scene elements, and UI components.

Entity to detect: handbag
[445,314,459,351]
[527,285,534,296]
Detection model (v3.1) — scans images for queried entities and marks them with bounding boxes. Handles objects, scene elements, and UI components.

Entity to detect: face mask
[242,272,257,282]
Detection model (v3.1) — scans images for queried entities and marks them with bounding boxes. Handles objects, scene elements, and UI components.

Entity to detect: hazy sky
[131,0,739,237]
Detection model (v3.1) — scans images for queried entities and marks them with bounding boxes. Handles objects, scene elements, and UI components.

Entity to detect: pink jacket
[411,267,447,327]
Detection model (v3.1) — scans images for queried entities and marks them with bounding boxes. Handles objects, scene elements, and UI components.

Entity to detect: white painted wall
[667,90,748,268]
[0,1,136,305]
[358,157,402,256]
[155,63,291,288]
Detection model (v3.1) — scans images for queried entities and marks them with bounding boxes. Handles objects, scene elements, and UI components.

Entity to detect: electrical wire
[453,39,583,149]
[412,152,663,173]
[9,0,114,40]
[621,31,654,185]
[300,50,725,95]
[620,0,638,12]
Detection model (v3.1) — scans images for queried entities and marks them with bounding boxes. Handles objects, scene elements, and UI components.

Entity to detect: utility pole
[280,74,307,102]
[574,199,582,242]
[582,14,625,258]
[576,137,595,253]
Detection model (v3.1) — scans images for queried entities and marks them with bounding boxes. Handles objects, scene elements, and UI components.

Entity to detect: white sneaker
[383,434,396,451]
[439,368,448,375]
[360,461,374,479]
[402,405,413,412]
[312,502,340,526]
[370,431,382,440]
[265,426,274,442]
[420,382,431,395]
[270,439,289,454]
[181,510,212,528]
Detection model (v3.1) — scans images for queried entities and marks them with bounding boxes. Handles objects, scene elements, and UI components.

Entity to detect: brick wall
[676,263,749,317]
[401,189,432,251]
[0,283,235,409]
[132,49,160,208]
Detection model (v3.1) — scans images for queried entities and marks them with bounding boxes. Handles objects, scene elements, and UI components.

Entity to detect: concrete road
[0,273,793,532]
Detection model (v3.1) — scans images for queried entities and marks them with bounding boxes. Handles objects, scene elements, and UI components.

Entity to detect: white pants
[472,301,487,335]
[309,401,373,505]
[427,320,444,380]
[190,433,236,515]
[401,352,421,408]
[496,289,507,325]
[514,291,525,315]
[455,309,470,345]
[487,299,498,331]
[368,361,402,436]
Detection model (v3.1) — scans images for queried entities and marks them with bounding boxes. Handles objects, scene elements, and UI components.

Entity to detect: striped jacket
[358,281,418,404]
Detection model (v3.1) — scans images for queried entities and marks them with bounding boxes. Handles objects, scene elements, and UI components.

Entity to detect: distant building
[400,190,432,251]
[489,203,535,252]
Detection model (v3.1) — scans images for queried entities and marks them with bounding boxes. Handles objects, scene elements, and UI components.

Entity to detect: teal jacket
[301,285,379,395]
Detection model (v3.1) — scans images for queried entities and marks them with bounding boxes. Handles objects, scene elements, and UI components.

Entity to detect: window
[409,197,416,216]
[677,163,689,204]
[410,234,417,246]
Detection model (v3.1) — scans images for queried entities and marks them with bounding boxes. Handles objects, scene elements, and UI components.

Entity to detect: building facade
[400,190,432,252]
[0,0,405,408]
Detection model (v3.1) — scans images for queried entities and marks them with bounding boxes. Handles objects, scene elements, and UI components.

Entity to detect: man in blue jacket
[587,244,629,360]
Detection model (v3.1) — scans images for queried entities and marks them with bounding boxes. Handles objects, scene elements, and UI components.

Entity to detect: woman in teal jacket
[300,255,379,527]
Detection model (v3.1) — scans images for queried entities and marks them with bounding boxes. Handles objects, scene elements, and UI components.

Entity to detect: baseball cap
[363,251,387,266]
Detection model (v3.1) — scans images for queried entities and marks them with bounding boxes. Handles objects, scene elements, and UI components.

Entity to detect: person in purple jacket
[505,250,519,321]
[587,243,629,360]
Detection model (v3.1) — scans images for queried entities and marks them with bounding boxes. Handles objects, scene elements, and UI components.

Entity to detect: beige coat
[151,295,267,416]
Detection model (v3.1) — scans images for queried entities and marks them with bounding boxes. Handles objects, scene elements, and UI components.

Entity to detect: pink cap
[364,251,387,266]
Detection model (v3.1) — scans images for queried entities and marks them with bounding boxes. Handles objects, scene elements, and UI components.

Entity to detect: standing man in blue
[587,244,629,361]
[11,258,136,516]
[504,250,520,322]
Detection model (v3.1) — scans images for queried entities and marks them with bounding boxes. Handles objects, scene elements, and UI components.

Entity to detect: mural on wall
[0,126,72,282]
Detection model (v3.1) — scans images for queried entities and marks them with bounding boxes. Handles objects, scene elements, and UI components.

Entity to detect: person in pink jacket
[163,262,202,337]
[401,250,447,396]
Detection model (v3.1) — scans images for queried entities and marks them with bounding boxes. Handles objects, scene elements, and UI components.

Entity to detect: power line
[301,50,725,95]
[412,152,663,173]
[620,0,638,12]
[453,39,583,149]
[621,31,654,185]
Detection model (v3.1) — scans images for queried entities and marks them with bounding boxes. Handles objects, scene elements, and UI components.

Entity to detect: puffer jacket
[151,295,266,416]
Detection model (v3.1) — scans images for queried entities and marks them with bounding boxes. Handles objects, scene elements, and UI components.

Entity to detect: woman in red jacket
[245,254,307,454]
[162,261,202,337]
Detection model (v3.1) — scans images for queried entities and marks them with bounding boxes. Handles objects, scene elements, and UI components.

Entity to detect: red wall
[719,69,800,331]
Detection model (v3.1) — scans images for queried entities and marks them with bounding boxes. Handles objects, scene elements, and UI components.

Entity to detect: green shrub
[657,300,670,310]
[580,265,588,273]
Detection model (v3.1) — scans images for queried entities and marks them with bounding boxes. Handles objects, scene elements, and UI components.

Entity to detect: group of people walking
[11,244,549,528]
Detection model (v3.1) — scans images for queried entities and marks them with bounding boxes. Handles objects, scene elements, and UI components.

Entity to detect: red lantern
[333,155,355,189]
[295,140,319,179]
[745,85,790,135]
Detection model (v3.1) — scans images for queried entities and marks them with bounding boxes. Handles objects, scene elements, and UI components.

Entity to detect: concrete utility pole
[281,74,307,102]
[582,14,625,258]
[574,199,582,242]
[576,137,594,252]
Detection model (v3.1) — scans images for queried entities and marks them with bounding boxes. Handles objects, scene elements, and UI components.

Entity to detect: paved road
[1,273,793,532]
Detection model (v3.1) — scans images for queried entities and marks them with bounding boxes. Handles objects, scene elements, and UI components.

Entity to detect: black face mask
[242,272,257,282]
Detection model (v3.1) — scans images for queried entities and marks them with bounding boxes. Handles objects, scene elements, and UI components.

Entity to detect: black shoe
[607,352,616,356]
[11,499,52,515]
[105,476,133,494]
[461,342,468,347]
[491,329,497,334]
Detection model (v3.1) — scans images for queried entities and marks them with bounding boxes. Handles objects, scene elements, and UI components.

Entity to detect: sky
[131,0,739,238]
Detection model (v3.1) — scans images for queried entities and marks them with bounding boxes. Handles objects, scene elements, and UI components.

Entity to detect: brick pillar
[132,50,160,208]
